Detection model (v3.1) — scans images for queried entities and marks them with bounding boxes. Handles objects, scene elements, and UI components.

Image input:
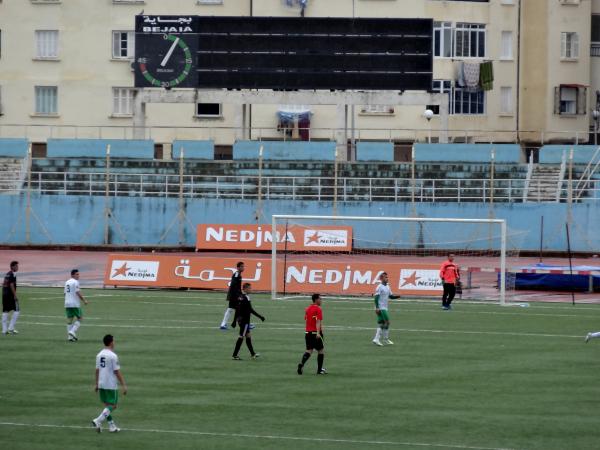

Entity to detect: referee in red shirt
[297,293,326,375]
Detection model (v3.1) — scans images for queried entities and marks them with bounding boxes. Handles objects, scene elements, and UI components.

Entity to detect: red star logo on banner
[112,262,130,278]
[305,231,321,244]
[401,271,421,287]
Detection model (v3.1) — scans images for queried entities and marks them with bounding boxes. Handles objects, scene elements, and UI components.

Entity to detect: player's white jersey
[375,283,393,310]
[96,349,120,390]
[64,278,81,308]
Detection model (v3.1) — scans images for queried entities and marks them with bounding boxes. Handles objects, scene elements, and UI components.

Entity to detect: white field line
[26,291,600,312]
[18,319,586,339]
[0,422,516,450]
[23,296,600,320]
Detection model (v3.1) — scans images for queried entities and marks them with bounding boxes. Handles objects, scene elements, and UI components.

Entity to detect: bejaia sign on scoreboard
[134,15,433,91]
[135,16,198,89]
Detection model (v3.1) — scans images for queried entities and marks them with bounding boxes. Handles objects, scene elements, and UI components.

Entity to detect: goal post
[271,214,514,305]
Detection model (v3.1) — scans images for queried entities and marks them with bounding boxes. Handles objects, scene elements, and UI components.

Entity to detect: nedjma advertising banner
[104,254,443,297]
[195,224,353,252]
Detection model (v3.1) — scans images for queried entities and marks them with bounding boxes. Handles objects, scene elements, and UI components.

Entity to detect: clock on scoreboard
[134,15,198,89]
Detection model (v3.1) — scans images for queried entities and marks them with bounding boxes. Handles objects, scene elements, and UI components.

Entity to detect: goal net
[271,214,526,305]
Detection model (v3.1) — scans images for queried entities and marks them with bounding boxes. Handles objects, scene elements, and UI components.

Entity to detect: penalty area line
[0,422,515,450]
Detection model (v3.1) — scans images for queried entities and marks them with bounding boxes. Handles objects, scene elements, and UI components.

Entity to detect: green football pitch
[1,287,600,450]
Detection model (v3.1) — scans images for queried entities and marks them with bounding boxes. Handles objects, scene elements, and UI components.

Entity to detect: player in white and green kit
[373,272,400,346]
[65,269,88,342]
[92,334,127,433]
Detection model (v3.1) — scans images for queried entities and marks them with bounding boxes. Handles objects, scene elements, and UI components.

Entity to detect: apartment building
[0,0,595,148]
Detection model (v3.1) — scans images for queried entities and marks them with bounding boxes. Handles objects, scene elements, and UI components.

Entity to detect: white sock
[220,308,235,327]
[8,311,19,331]
[96,407,111,423]
[1,313,8,333]
[383,328,389,340]
[71,320,81,334]
[373,328,381,341]
[67,324,72,334]
[591,332,600,339]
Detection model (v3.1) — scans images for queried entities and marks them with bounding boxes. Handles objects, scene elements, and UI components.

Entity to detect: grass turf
[1,287,599,450]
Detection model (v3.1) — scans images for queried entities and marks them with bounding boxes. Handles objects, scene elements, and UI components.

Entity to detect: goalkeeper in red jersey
[440,253,460,310]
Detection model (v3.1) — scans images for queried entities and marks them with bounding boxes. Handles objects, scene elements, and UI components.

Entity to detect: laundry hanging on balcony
[479,61,494,91]
[462,62,480,90]
[456,61,494,92]
[277,107,312,141]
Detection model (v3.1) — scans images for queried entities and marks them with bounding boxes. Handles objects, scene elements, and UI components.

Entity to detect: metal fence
[0,170,596,202]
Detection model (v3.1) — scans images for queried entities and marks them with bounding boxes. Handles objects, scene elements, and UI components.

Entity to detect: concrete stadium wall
[233,140,336,160]
[0,194,598,252]
[0,138,28,158]
[539,145,599,164]
[414,144,523,163]
[356,142,394,162]
[172,140,214,159]
[47,139,154,159]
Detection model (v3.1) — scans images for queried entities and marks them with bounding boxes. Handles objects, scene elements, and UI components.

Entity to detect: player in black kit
[232,283,265,360]
[219,261,244,330]
[2,261,19,335]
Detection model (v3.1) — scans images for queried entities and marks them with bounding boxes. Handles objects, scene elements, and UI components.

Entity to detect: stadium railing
[0,170,556,203]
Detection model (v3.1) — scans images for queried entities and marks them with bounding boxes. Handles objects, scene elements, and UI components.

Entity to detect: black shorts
[2,296,18,313]
[305,332,324,351]
[237,320,251,337]
[228,300,239,309]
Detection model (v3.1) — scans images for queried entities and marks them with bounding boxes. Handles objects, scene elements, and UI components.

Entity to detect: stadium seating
[16,140,598,201]
[0,139,28,193]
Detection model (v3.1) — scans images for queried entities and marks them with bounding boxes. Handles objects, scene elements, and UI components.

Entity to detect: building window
[196,103,221,117]
[500,87,513,114]
[428,80,452,114]
[592,15,600,42]
[455,23,486,58]
[112,88,135,116]
[433,22,453,58]
[35,86,58,114]
[197,0,223,3]
[35,30,59,59]
[453,88,485,115]
[592,16,600,57]
[561,32,579,59]
[112,31,135,59]
[501,31,513,59]
[434,23,486,59]
[555,85,586,115]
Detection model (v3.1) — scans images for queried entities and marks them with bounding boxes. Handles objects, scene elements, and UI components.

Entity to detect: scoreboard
[134,15,433,91]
